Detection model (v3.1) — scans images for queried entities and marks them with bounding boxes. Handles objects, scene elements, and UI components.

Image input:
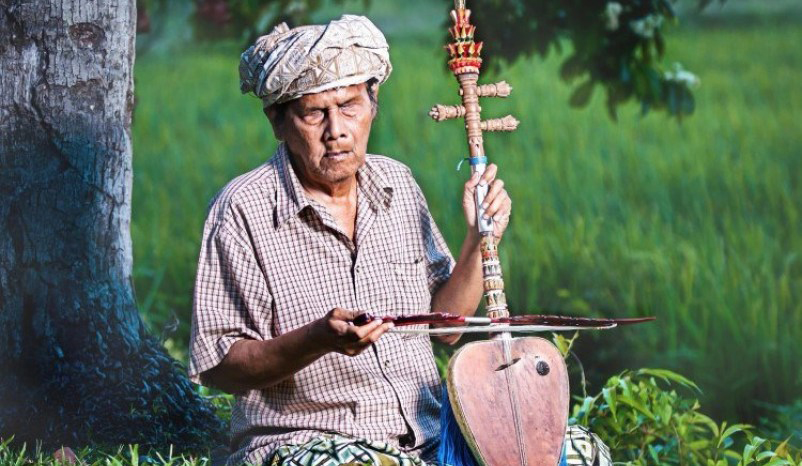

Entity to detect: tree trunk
[0,0,223,450]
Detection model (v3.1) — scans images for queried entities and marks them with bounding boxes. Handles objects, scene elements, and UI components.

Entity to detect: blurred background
[130,0,802,442]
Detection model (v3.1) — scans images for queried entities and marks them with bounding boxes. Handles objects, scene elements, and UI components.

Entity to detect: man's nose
[324,110,347,140]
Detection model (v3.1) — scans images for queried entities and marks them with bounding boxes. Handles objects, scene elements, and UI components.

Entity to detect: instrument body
[447,337,569,465]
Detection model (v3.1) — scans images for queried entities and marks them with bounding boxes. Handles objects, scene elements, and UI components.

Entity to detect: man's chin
[322,170,359,184]
[319,157,364,183]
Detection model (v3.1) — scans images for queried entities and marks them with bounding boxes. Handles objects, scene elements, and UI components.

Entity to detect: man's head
[265,80,379,186]
[239,15,391,188]
[239,14,391,109]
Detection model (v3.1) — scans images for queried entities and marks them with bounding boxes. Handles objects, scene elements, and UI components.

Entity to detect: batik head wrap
[239,15,392,107]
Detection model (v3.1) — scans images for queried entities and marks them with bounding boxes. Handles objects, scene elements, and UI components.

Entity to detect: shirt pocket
[390,255,432,317]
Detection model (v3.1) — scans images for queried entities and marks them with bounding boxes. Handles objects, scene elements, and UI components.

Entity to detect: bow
[353,312,655,334]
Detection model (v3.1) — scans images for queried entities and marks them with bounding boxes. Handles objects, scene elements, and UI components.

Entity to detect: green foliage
[0,437,212,465]
[468,0,704,120]
[758,400,802,450]
[194,386,236,424]
[571,369,802,465]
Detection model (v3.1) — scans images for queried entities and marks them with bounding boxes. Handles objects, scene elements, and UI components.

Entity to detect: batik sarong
[268,434,427,466]
[267,426,612,466]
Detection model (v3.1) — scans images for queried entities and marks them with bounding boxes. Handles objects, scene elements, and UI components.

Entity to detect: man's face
[273,82,376,187]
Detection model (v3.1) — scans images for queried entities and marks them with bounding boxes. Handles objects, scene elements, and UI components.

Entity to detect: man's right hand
[312,308,394,356]
[201,307,394,393]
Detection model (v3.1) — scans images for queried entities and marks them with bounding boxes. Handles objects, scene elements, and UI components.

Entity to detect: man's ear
[263,105,284,141]
[368,82,380,118]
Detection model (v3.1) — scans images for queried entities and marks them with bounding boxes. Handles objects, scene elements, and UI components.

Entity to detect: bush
[571,368,802,465]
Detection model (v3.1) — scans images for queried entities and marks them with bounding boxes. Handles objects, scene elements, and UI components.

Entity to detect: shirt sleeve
[410,175,456,295]
[188,213,272,386]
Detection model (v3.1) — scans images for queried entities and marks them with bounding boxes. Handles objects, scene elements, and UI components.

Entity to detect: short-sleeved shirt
[188,143,455,465]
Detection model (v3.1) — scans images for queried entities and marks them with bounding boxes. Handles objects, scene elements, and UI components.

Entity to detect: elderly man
[188,15,511,465]
[188,14,615,466]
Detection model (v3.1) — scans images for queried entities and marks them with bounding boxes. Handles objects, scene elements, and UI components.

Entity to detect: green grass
[131,19,802,425]
[0,438,213,465]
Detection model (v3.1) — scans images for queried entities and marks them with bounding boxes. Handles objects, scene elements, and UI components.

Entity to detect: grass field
[131,11,802,426]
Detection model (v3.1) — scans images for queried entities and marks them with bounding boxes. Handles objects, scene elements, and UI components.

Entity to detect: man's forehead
[293,83,369,108]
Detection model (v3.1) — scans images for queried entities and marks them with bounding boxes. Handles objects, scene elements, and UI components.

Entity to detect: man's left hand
[462,163,512,241]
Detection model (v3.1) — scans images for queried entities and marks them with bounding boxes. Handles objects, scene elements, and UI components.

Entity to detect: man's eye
[303,110,324,123]
[341,103,358,116]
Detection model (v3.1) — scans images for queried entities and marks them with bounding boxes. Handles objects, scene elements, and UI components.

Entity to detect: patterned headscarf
[239,15,392,107]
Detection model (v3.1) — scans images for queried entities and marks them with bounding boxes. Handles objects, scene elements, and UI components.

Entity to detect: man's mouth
[324,150,350,158]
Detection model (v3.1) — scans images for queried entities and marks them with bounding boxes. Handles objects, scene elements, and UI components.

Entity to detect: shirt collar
[273,143,394,229]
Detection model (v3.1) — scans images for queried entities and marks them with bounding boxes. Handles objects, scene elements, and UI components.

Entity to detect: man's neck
[302,178,357,207]
[295,169,356,206]
[298,173,359,243]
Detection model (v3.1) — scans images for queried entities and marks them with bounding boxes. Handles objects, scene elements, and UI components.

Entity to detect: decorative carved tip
[480,115,519,132]
[446,0,481,74]
[429,104,466,122]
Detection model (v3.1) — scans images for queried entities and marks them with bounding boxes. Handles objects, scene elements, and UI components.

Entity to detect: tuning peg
[429,104,467,122]
[480,115,519,131]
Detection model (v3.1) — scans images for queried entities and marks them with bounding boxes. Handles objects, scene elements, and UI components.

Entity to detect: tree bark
[0,0,223,450]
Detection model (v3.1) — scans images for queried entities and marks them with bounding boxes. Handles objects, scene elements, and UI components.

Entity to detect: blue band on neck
[468,156,488,166]
[456,156,489,171]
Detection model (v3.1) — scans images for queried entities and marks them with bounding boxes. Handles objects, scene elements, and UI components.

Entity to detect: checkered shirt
[188,143,455,465]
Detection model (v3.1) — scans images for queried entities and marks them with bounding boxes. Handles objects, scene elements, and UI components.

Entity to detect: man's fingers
[485,190,510,219]
[463,171,480,194]
[480,179,505,209]
[358,322,395,345]
[324,309,396,356]
[351,318,383,339]
[342,322,394,356]
[479,164,497,187]
[330,307,360,322]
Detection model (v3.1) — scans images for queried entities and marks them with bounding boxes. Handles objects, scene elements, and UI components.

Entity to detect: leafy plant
[570,369,802,465]
[468,0,707,120]
[758,400,802,450]
[195,385,236,424]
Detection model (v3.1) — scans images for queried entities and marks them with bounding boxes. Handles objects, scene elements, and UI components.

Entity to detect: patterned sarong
[563,425,613,466]
[268,434,427,466]
[267,426,611,466]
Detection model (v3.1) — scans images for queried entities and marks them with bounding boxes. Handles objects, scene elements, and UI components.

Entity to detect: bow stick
[353,312,655,334]
[353,312,654,327]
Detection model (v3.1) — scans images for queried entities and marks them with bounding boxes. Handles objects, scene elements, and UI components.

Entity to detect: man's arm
[429,233,482,345]
[430,163,511,344]
[201,308,394,393]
